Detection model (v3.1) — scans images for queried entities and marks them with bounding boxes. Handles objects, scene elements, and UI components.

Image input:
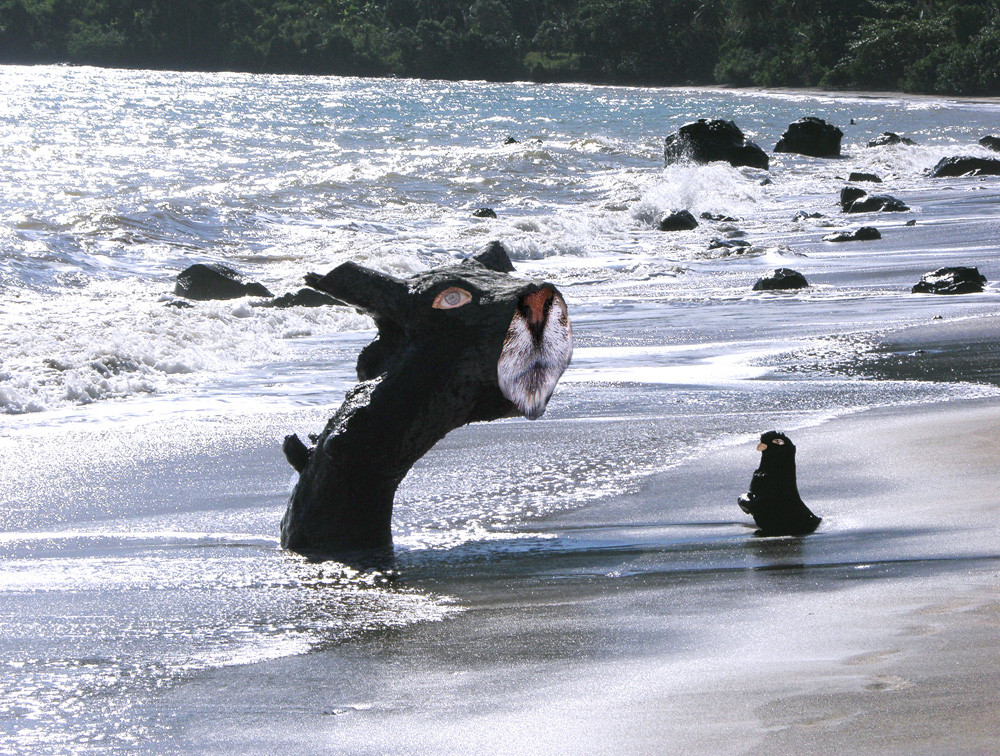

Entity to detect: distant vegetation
[2,0,999,95]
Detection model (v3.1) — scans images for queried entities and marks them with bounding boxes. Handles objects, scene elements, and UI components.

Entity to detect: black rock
[175,263,273,300]
[257,288,344,308]
[839,186,867,210]
[760,177,773,186]
[840,187,909,213]
[905,219,917,226]
[774,117,843,158]
[867,132,916,147]
[700,212,738,222]
[664,119,769,170]
[738,431,821,536]
[752,268,809,291]
[793,211,825,221]
[471,240,516,272]
[708,238,752,250]
[281,244,572,557]
[849,171,882,183]
[504,136,519,145]
[930,156,1000,178]
[823,226,881,242]
[164,299,194,309]
[911,267,987,295]
[980,136,1000,152]
[658,209,699,231]
[472,207,497,218]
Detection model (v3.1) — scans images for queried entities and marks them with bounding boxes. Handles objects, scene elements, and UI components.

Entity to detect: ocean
[2,65,1000,753]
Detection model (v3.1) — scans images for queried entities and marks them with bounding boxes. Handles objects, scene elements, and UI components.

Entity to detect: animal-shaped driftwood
[280,242,573,558]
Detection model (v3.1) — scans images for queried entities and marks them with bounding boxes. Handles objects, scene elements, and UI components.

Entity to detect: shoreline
[146,391,1000,754]
[5,61,1000,107]
[142,310,1000,753]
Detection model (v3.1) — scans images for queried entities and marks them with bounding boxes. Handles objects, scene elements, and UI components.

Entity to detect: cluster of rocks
[751,265,988,295]
[659,118,994,297]
[664,117,846,167]
[172,262,344,307]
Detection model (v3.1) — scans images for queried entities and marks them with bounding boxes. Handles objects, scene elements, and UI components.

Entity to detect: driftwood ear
[305,262,409,320]
[471,241,515,273]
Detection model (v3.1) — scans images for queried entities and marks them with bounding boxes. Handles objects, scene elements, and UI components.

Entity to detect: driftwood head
[280,242,573,558]
[307,241,572,422]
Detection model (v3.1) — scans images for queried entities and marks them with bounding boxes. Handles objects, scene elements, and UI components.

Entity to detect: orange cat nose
[521,287,554,327]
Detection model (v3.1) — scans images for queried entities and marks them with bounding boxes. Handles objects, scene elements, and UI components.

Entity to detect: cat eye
[432,286,472,310]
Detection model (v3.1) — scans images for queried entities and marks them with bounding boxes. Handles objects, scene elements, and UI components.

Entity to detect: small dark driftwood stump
[280,242,572,559]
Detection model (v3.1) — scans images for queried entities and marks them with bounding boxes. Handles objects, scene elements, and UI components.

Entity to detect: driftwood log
[280,242,573,559]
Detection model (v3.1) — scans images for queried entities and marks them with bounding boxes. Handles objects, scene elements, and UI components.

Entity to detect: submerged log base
[280,241,573,559]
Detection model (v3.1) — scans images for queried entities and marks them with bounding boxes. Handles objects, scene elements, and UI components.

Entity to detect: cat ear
[306,262,409,322]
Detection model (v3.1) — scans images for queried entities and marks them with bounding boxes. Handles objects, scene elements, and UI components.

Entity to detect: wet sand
[146,322,1000,754]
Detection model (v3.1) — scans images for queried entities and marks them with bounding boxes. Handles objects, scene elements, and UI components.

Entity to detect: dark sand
[145,314,1000,754]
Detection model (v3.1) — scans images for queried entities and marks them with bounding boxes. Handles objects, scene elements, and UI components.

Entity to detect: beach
[128,392,1000,754]
[2,66,1000,753]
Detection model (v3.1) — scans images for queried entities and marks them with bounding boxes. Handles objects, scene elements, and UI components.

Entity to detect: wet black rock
[701,212,738,222]
[980,136,1000,152]
[504,136,519,145]
[752,268,809,291]
[760,177,773,186]
[175,263,273,300]
[849,171,882,183]
[905,219,917,226]
[823,226,881,242]
[774,117,842,158]
[658,209,699,231]
[708,238,752,250]
[664,119,769,170]
[257,288,344,308]
[473,207,497,218]
[840,187,909,213]
[930,156,1000,178]
[911,267,987,295]
[867,132,916,147]
[793,211,825,221]
[472,240,516,272]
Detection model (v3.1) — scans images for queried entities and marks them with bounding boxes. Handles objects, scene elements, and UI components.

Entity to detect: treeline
[1,0,999,95]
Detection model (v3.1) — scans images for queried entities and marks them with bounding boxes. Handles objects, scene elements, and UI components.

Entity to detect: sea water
[2,65,1000,752]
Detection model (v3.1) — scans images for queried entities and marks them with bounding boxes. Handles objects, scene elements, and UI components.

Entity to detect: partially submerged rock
[792,211,825,221]
[175,263,273,300]
[774,117,842,158]
[257,288,344,308]
[658,209,699,231]
[701,212,738,222]
[472,207,497,218]
[840,186,909,213]
[930,156,1000,178]
[708,238,751,250]
[848,171,882,183]
[911,267,987,295]
[823,226,881,242]
[664,119,769,170]
[980,136,1000,152]
[867,132,916,147]
[753,268,809,291]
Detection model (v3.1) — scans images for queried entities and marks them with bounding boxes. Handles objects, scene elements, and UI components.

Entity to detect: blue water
[3,65,1000,753]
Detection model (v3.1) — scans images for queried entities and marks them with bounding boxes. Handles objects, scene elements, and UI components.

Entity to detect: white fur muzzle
[497,290,572,420]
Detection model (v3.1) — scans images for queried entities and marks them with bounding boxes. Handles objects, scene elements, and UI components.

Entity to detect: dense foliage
[1,0,999,94]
